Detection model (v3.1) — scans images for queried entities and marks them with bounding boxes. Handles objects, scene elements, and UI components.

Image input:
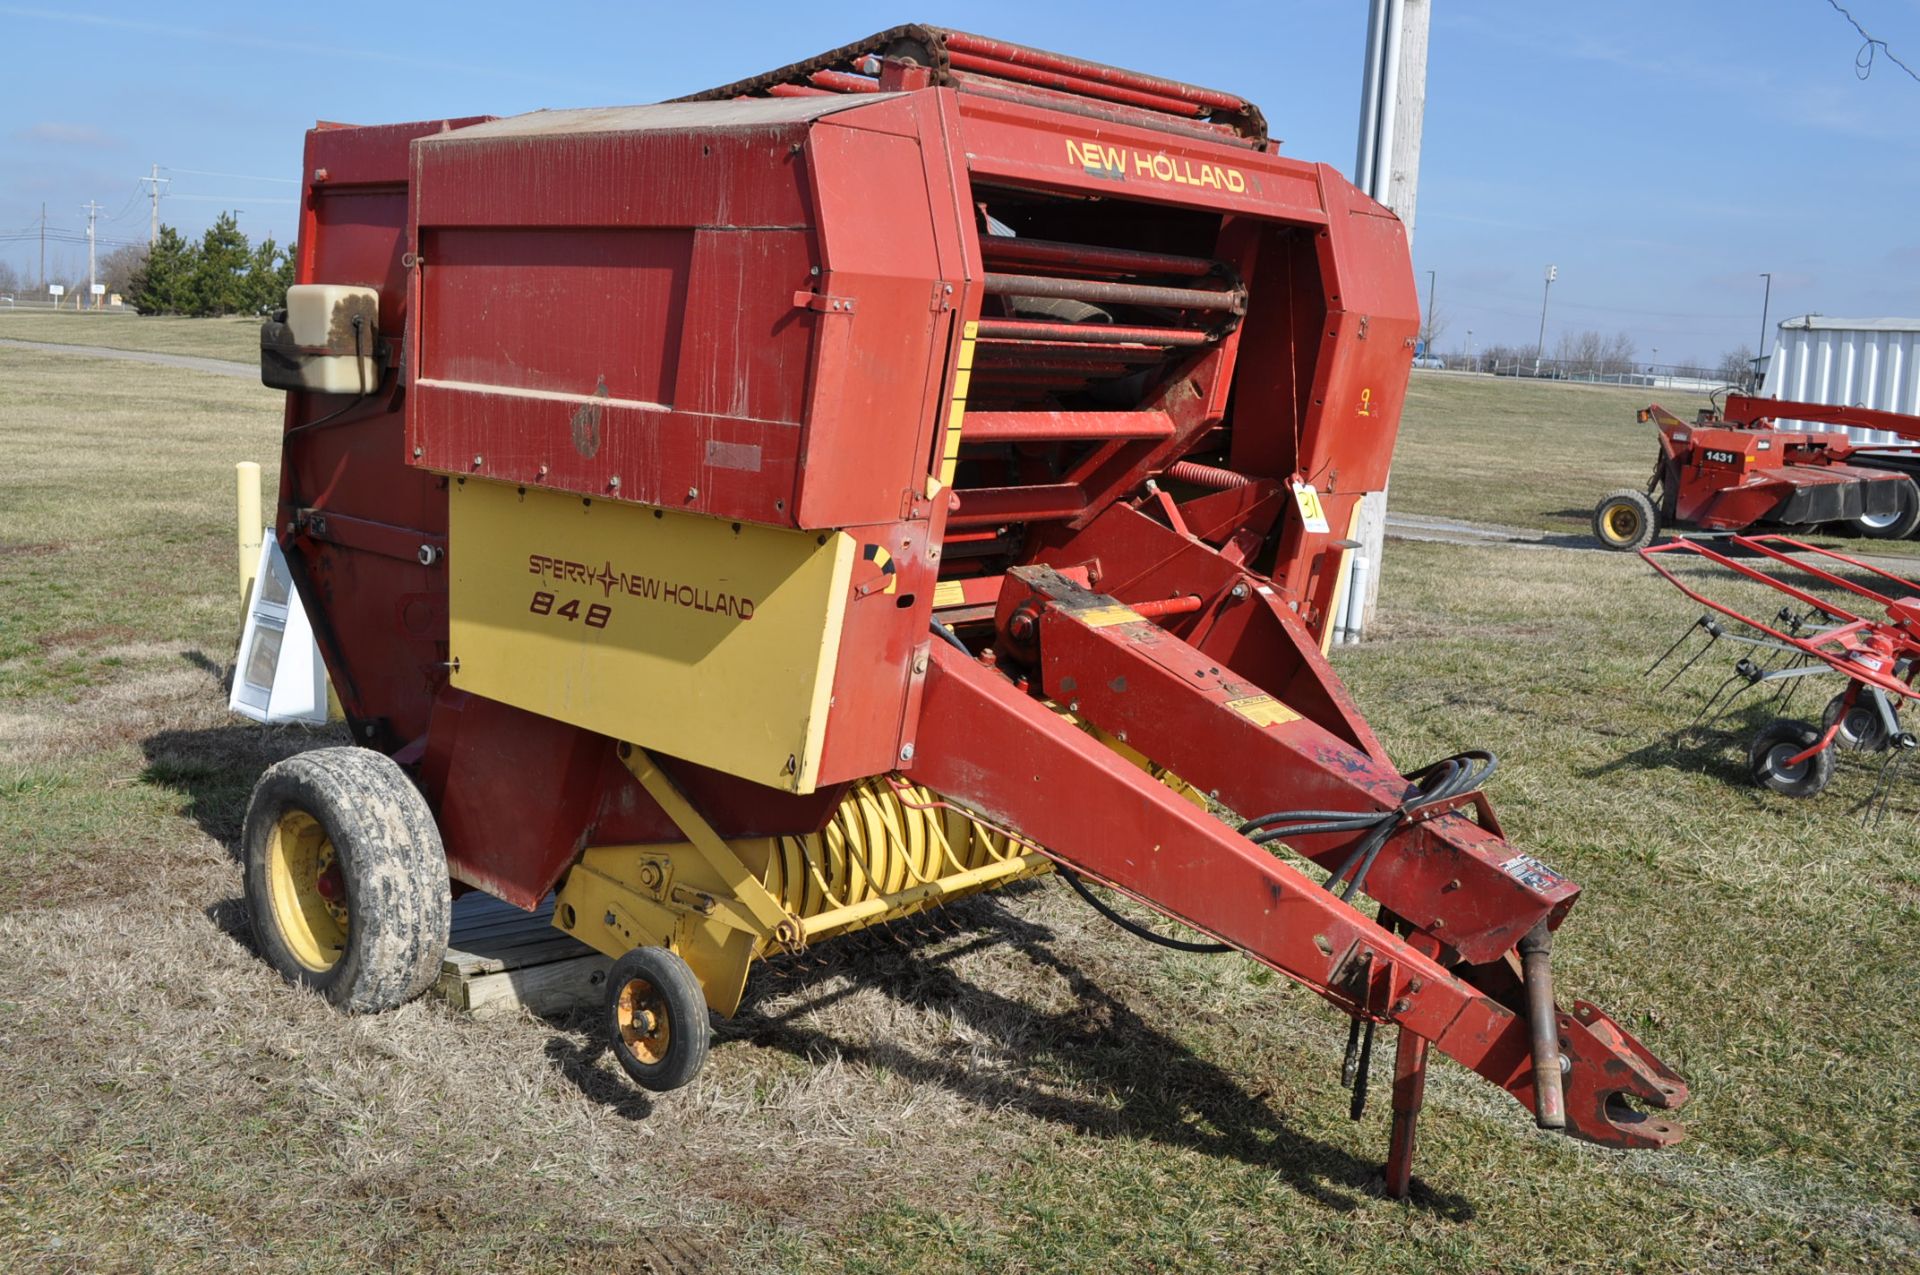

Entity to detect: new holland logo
[1063,138,1248,194]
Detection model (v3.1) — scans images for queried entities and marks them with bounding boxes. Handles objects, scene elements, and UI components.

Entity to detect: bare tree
[0,261,20,296]
[1551,329,1636,378]
[97,244,148,301]
[1419,304,1448,353]
[1715,344,1757,387]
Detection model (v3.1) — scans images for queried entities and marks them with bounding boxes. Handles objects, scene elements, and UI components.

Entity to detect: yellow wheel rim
[615,977,671,1065]
[266,809,349,972]
[1603,503,1642,543]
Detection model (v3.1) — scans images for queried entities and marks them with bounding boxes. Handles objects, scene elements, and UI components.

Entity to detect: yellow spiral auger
[554,747,1052,1017]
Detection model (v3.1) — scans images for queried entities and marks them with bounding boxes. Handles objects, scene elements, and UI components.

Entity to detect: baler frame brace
[909,561,1687,1194]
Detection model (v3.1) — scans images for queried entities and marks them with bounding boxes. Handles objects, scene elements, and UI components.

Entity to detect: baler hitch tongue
[1557,1000,1689,1150]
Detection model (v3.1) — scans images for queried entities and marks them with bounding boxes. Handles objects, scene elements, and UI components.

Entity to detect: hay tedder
[1594,395,1920,551]
[244,25,1684,1195]
[1643,534,1920,801]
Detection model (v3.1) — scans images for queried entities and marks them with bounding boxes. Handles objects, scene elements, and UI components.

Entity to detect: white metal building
[1760,315,1920,445]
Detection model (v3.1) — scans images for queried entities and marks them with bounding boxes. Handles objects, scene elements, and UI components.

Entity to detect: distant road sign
[48,284,65,297]
[90,283,106,296]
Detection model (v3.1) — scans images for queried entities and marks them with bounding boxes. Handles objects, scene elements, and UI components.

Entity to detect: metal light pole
[1757,272,1773,364]
[1652,347,1659,389]
[1535,264,1556,372]
[1467,328,1474,371]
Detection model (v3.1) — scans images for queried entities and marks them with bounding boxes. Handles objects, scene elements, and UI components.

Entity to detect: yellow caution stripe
[939,321,977,486]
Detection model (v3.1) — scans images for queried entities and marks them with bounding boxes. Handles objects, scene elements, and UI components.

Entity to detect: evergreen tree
[188,213,251,315]
[127,226,193,315]
[122,215,298,316]
[244,235,294,314]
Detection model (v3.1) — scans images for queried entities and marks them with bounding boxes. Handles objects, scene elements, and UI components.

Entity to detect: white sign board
[47,284,64,297]
[231,532,330,725]
[90,283,105,296]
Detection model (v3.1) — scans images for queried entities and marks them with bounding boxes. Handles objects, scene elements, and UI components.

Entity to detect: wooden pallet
[431,891,610,1019]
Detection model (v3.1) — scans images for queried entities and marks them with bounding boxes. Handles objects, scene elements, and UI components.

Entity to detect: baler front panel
[447,478,853,792]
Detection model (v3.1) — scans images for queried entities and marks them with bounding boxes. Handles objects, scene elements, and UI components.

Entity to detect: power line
[1823,0,1920,83]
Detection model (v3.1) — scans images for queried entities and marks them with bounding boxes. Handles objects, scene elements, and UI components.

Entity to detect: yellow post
[236,461,262,607]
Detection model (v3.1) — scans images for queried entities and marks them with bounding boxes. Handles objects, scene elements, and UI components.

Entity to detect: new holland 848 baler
[245,26,1685,1194]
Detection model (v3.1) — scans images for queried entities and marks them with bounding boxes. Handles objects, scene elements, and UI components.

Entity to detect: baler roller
[978,235,1221,280]
[984,271,1245,314]
[958,410,1175,444]
[973,318,1218,347]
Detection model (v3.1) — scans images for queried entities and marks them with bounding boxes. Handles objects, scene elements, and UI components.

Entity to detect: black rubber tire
[1822,691,1893,752]
[241,747,451,1012]
[1748,719,1835,798]
[1593,489,1659,551]
[1846,477,1920,539]
[604,946,711,1092]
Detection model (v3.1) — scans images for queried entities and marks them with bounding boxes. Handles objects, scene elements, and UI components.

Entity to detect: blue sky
[4,1,1916,365]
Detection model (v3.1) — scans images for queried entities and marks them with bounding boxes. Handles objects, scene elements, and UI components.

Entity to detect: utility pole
[1346,0,1430,646]
[1423,269,1436,352]
[140,163,170,247]
[1535,264,1557,370]
[82,200,101,311]
[38,202,46,292]
[1757,272,1773,366]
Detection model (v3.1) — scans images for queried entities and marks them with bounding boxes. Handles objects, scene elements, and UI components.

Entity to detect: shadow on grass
[541,1036,657,1123]
[692,889,1476,1219]
[139,720,349,857]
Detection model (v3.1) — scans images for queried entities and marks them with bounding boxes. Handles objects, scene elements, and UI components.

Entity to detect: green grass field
[1,325,1916,1272]
[1394,372,1713,534]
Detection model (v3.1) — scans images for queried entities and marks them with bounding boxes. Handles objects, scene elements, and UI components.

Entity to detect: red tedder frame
[273,25,1686,1195]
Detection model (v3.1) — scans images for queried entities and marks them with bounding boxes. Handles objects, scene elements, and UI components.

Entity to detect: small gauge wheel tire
[604,946,711,1092]
[1748,719,1835,798]
[241,747,451,1012]
[1593,490,1659,551]
[1845,477,1920,540]
[1822,692,1893,752]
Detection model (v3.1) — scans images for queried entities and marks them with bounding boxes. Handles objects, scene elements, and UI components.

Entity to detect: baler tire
[241,747,451,1013]
[1593,490,1659,551]
[604,946,711,1092]
[1748,719,1835,798]
[1846,477,1920,540]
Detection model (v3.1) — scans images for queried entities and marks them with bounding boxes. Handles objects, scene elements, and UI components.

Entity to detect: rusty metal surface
[673,24,1267,143]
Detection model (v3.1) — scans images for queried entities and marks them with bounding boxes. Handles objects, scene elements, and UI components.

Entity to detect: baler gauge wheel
[604,946,711,1092]
[1748,718,1835,798]
[1593,490,1659,551]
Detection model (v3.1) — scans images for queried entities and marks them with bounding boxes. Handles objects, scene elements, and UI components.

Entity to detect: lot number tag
[1292,483,1331,534]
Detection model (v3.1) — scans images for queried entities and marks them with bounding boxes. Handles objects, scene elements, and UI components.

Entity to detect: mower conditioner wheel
[1593,489,1659,551]
[604,946,711,1092]
[242,747,452,1012]
[1846,477,1920,540]
[1748,718,1835,798]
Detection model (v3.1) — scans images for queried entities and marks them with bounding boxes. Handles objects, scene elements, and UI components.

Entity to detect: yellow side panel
[448,479,854,792]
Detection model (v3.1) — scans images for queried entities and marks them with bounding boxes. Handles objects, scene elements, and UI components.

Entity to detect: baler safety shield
[447,479,854,792]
